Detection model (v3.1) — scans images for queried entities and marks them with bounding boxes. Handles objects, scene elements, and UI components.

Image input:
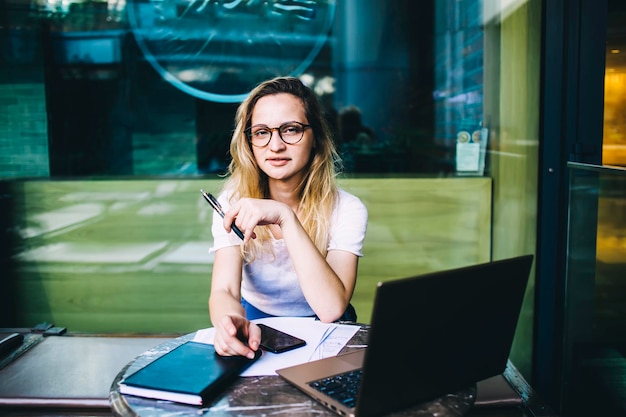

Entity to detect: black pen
[200,190,245,240]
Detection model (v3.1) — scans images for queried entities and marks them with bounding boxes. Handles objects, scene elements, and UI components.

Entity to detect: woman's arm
[280,211,359,322]
[224,198,364,323]
[209,246,260,358]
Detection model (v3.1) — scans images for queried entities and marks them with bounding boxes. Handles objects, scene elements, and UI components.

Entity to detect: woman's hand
[223,198,294,242]
[212,315,261,359]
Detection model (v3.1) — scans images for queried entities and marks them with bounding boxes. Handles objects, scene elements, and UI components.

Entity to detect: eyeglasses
[246,121,311,147]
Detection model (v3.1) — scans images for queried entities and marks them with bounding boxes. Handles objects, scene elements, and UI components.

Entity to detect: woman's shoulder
[331,189,368,235]
[336,188,367,212]
[337,188,359,200]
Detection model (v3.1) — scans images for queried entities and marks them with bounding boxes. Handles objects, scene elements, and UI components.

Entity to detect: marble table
[109,325,476,417]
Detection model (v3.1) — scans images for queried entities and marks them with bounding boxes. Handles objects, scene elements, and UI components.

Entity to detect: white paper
[456,142,480,172]
[193,316,360,376]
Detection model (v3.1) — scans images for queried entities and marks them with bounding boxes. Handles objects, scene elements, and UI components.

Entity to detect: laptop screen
[357,255,533,415]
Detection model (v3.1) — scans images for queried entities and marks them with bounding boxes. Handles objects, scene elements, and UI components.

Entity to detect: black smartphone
[258,324,307,353]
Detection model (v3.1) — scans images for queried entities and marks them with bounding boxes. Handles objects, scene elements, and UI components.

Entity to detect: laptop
[277,255,533,417]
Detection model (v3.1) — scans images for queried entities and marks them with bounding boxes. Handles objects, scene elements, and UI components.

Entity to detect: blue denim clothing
[241,298,357,322]
[241,298,274,320]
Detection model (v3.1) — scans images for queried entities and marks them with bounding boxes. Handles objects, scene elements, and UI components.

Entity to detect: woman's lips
[267,158,290,167]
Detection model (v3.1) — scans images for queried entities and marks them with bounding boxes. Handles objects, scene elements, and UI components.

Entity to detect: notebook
[277,255,533,417]
[119,341,261,406]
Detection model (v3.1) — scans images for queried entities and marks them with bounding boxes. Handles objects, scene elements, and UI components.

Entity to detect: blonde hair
[223,76,341,260]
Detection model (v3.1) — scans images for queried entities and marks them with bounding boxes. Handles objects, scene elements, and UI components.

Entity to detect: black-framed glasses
[246,121,311,147]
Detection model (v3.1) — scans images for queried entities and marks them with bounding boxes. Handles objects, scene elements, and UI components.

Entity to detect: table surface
[110,325,483,417]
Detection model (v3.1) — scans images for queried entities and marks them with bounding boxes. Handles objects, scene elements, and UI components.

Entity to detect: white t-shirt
[209,189,368,316]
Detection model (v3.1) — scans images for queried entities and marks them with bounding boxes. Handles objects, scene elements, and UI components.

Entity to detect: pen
[200,189,245,240]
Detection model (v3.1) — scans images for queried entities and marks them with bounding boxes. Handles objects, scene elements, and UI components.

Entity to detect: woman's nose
[268,129,286,150]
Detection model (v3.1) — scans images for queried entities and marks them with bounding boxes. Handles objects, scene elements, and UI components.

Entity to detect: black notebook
[119,341,261,406]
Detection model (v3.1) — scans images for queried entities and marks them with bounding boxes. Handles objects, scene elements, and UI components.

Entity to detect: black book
[119,341,261,406]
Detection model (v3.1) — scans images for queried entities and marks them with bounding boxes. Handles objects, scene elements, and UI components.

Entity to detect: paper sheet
[193,316,360,376]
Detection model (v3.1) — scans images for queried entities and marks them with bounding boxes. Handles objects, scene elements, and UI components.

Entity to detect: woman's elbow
[316,305,347,323]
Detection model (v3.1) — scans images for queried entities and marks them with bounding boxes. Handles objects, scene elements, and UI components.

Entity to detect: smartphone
[258,324,307,353]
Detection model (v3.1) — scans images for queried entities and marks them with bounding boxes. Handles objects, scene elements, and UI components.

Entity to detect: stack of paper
[193,317,360,376]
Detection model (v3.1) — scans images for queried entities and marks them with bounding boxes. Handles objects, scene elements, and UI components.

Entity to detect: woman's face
[250,93,314,187]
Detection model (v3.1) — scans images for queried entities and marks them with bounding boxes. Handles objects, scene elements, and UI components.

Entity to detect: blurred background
[1,1,625,415]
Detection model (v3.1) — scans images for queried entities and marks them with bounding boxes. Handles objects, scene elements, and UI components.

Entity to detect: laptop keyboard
[308,369,362,409]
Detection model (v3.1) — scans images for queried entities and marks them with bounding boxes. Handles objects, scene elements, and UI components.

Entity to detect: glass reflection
[564,163,626,416]
[127,0,335,102]
[603,0,626,166]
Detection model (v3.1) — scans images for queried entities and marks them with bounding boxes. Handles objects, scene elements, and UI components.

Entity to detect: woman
[209,77,368,358]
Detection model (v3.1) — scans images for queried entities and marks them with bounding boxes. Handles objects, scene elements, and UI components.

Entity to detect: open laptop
[277,255,533,417]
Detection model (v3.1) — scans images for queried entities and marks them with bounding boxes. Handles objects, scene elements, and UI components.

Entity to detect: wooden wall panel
[11,177,491,332]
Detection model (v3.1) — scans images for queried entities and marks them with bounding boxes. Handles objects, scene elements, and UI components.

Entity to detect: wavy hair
[223,76,341,260]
